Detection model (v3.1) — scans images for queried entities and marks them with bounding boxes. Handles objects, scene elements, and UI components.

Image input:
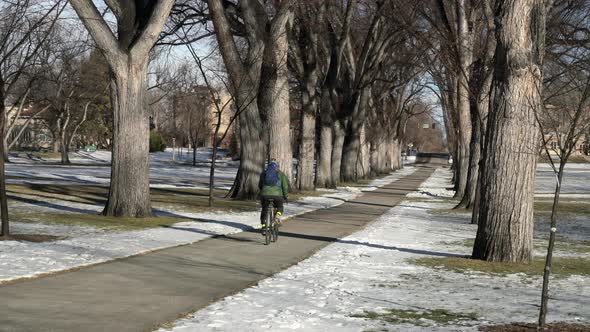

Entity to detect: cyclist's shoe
[261,223,267,236]
[275,211,283,225]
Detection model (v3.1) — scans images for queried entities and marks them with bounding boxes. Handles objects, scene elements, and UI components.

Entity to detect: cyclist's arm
[258,172,265,190]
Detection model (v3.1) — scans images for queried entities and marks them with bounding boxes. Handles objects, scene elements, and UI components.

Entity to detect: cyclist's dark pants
[260,196,284,224]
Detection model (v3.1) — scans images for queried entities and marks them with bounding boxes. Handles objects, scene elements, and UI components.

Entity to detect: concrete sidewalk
[0,166,434,332]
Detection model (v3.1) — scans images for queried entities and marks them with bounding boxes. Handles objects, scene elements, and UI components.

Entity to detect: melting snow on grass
[158,167,589,332]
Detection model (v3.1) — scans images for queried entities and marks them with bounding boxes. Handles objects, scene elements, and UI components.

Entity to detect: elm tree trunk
[296,62,319,191]
[331,120,345,186]
[472,0,545,263]
[454,0,473,199]
[316,89,334,188]
[456,106,480,209]
[230,99,265,199]
[103,62,152,217]
[356,124,369,179]
[341,89,369,182]
[0,88,9,236]
[297,105,316,190]
[259,20,292,185]
[370,141,378,177]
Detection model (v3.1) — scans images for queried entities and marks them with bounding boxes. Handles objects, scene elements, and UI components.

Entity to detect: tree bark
[0,85,9,236]
[392,139,402,170]
[331,120,345,185]
[60,106,71,165]
[454,0,474,199]
[316,89,334,188]
[456,101,480,209]
[472,0,545,263]
[356,123,370,179]
[70,0,174,217]
[370,140,378,177]
[259,10,293,185]
[341,88,370,182]
[208,0,286,200]
[103,62,152,216]
[297,102,316,190]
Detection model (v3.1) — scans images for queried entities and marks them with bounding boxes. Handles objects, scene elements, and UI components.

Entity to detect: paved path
[0,166,434,332]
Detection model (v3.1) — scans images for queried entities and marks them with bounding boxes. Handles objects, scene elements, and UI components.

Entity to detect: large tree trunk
[297,100,316,191]
[392,139,402,170]
[456,102,480,209]
[471,74,493,223]
[103,62,152,216]
[341,88,369,182]
[229,96,265,199]
[60,138,70,164]
[370,140,378,177]
[470,0,496,223]
[0,87,9,236]
[316,89,333,188]
[356,123,370,179]
[259,15,293,185]
[70,0,174,217]
[207,0,267,200]
[472,0,545,263]
[3,140,8,163]
[331,120,345,185]
[454,0,473,199]
[60,111,71,165]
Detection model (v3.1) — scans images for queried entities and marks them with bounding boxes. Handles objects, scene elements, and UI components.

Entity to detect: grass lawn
[412,256,590,277]
[351,308,478,327]
[443,238,590,255]
[5,183,333,230]
[6,184,260,230]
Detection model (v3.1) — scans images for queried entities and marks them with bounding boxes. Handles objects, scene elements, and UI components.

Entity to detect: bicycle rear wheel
[265,211,272,245]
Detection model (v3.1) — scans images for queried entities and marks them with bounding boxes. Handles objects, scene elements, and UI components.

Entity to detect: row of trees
[421,0,589,263]
[69,0,433,217]
[6,0,584,268]
[0,0,585,326]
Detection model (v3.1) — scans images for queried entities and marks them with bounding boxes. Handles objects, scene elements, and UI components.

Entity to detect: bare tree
[536,0,589,324]
[69,0,175,217]
[170,64,212,165]
[289,1,326,191]
[182,40,254,207]
[32,26,94,164]
[258,3,294,185]
[4,88,50,156]
[536,75,590,328]
[0,0,65,237]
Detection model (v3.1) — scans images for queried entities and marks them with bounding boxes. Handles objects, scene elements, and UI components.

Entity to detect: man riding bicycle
[259,159,288,234]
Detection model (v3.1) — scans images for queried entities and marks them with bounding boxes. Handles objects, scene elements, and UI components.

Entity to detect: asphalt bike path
[0,166,434,332]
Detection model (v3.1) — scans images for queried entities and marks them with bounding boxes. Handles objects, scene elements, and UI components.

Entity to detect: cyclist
[258,159,288,234]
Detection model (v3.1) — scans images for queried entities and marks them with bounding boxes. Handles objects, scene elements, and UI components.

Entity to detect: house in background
[5,105,53,151]
[541,104,589,156]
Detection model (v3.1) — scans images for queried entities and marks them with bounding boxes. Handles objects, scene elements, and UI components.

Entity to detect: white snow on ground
[0,166,416,283]
[405,167,455,199]
[158,167,589,332]
[536,162,590,194]
[5,149,239,190]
